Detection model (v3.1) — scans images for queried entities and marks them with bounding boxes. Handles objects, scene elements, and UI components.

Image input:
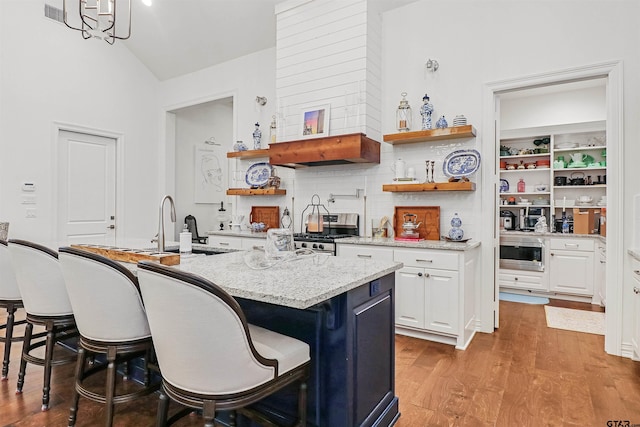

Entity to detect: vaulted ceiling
[52,0,417,81]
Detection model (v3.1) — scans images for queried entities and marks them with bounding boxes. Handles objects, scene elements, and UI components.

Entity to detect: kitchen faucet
[157,195,176,253]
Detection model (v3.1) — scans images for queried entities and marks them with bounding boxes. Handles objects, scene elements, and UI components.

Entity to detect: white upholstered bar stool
[7,239,78,411]
[0,240,26,380]
[136,261,310,427]
[59,246,160,427]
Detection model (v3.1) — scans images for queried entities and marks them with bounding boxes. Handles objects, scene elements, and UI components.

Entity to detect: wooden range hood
[268,133,380,168]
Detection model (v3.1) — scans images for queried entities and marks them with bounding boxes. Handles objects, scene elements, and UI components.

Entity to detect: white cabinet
[336,244,394,262]
[395,265,459,335]
[206,235,243,250]
[499,269,547,292]
[549,238,594,296]
[394,247,478,350]
[336,243,479,349]
[631,258,640,360]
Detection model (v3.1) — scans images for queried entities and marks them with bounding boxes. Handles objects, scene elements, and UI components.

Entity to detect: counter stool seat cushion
[248,324,309,377]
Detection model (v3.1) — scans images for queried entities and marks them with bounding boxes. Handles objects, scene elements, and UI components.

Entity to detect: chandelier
[63,0,131,44]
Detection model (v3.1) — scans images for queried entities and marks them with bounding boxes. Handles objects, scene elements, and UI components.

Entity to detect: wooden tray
[250,206,280,230]
[393,206,440,241]
[70,245,180,266]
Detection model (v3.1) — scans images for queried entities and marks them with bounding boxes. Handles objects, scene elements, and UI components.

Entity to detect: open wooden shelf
[382,181,476,192]
[383,125,476,145]
[226,149,270,159]
[226,188,286,196]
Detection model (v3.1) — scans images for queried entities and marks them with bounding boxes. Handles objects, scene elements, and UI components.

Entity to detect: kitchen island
[173,251,403,427]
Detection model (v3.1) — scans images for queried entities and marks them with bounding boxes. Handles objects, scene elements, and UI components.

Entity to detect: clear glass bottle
[396,92,412,132]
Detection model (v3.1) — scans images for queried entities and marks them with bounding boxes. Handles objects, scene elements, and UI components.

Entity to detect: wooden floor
[1,300,639,426]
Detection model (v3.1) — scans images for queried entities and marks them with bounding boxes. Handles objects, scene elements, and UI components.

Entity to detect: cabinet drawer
[207,235,243,250]
[549,238,594,252]
[499,270,547,291]
[241,237,266,250]
[394,249,459,270]
[337,244,394,261]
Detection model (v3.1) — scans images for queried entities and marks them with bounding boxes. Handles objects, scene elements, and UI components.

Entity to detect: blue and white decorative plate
[442,149,481,177]
[245,162,272,187]
[499,179,509,193]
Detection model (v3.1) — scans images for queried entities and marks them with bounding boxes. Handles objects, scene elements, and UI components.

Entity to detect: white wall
[158,48,279,235]
[381,0,640,345]
[173,99,233,234]
[501,84,607,131]
[0,0,161,243]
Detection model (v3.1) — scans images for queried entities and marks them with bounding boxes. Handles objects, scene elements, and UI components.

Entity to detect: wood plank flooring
[1,300,639,426]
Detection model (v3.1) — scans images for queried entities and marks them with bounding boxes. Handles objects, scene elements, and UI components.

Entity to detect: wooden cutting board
[70,245,180,266]
[250,206,280,230]
[394,206,440,241]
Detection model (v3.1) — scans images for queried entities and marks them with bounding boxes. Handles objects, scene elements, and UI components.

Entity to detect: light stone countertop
[500,230,606,243]
[169,251,402,309]
[205,230,267,238]
[337,236,481,251]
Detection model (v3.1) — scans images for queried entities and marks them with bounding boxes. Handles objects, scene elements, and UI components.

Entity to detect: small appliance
[500,210,516,230]
[519,207,545,231]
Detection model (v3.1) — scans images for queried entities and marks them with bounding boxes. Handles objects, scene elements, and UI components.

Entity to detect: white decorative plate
[245,162,272,187]
[443,149,481,177]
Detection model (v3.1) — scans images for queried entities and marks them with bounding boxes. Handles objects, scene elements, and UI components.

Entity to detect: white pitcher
[570,152,585,163]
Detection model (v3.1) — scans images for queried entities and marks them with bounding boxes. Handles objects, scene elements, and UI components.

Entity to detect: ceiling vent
[44,4,64,23]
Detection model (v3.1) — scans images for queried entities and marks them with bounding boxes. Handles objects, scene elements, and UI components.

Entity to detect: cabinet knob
[514,277,518,281]
[634,287,640,295]
[634,270,640,276]
[550,253,554,256]
[418,272,423,277]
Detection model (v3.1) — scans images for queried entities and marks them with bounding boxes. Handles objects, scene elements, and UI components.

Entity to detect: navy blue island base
[238,272,399,427]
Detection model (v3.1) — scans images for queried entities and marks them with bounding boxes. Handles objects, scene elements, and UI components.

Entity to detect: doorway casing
[480,60,623,356]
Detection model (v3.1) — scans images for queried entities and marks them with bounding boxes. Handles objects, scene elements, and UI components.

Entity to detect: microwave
[499,235,545,272]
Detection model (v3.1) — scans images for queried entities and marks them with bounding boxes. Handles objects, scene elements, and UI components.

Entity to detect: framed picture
[194,144,226,203]
[300,104,330,139]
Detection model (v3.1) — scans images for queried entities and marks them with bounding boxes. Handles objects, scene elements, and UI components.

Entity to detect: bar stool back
[0,240,25,380]
[7,239,77,411]
[137,261,310,427]
[59,246,160,427]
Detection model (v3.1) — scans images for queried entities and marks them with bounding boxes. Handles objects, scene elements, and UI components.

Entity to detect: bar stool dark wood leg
[2,305,17,379]
[41,320,57,411]
[16,321,33,394]
[68,347,86,427]
[156,390,169,427]
[105,347,117,427]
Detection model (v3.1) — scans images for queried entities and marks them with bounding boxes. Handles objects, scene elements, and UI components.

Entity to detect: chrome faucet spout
[158,195,176,253]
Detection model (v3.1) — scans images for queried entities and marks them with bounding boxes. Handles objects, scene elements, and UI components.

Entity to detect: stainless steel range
[293,213,359,255]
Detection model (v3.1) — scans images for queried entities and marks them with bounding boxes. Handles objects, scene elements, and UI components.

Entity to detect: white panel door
[395,267,425,329]
[58,130,116,245]
[425,269,459,335]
